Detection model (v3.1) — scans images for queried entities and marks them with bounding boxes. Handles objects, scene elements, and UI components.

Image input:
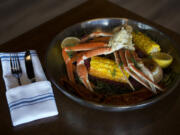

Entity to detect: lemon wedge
[151,52,173,68]
[61,37,80,48]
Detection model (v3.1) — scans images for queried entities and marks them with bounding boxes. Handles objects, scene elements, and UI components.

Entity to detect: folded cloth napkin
[0,50,58,126]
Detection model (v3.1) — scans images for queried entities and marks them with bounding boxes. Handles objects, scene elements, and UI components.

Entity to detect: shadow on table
[62,85,180,135]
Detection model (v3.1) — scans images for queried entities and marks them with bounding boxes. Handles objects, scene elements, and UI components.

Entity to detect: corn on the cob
[89,56,129,83]
[132,31,161,54]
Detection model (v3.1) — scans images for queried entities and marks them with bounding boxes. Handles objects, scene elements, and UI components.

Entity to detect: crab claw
[125,50,164,92]
[77,62,93,91]
[119,50,152,91]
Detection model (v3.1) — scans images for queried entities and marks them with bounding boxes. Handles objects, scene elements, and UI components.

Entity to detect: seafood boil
[60,24,174,103]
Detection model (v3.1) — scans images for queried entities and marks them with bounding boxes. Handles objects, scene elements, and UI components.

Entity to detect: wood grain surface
[0,0,179,45]
[110,0,180,34]
[0,0,86,45]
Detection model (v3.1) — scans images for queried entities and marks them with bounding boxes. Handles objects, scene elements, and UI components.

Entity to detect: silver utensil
[10,54,22,85]
[25,50,36,82]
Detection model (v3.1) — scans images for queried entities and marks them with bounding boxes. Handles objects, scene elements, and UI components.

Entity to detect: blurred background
[0,0,179,45]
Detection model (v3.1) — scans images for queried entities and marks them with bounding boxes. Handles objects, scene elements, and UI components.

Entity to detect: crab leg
[125,50,163,92]
[90,37,111,42]
[62,50,92,83]
[131,51,157,93]
[80,32,112,42]
[62,48,75,82]
[76,47,112,91]
[63,41,111,90]
[64,42,107,51]
[119,50,152,90]
[114,51,135,90]
[76,62,93,91]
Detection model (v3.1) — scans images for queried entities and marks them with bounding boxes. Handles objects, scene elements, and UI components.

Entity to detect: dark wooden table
[1,0,180,134]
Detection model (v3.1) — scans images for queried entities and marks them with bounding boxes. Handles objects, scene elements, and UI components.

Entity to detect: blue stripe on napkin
[9,92,54,106]
[9,93,55,111]
[0,52,37,61]
[10,98,55,111]
[0,51,36,56]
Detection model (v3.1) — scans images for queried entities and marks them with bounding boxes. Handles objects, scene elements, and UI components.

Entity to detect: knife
[25,50,36,82]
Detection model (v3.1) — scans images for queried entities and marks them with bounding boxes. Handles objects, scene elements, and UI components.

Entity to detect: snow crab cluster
[61,25,164,94]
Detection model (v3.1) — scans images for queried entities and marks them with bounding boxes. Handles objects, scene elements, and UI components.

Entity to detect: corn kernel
[132,31,161,54]
[89,57,129,83]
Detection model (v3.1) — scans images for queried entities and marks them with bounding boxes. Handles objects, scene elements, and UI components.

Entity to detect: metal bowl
[45,18,180,111]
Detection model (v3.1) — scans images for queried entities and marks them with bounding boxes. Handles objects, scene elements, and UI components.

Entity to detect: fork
[10,53,22,85]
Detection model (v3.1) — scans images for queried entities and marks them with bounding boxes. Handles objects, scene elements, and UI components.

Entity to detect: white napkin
[0,50,58,126]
